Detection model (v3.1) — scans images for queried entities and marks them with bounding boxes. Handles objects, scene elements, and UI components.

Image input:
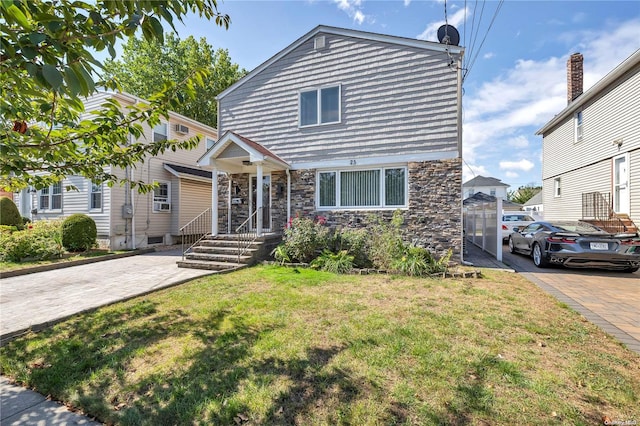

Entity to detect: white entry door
[613,153,630,214]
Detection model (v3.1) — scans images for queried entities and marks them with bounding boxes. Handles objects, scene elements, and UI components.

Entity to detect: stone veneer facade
[215,159,462,260]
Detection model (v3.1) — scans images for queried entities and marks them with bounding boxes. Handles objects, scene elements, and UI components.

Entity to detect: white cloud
[417,7,470,42]
[333,0,366,25]
[404,0,411,6]
[462,18,639,178]
[500,159,535,172]
[483,52,495,59]
[505,171,519,179]
[463,164,488,183]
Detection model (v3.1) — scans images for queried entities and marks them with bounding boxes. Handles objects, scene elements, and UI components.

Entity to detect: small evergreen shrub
[0,220,64,262]
[62,214,97,252]
[311,250,354,274]
[0,196,22,228]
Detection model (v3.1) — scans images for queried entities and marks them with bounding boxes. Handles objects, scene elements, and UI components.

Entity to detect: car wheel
[508,237,516,254]
[623,266,639,273]
[532,243,550,268]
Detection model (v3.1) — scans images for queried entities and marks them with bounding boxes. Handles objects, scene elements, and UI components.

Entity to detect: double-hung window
[39,182,62,211]
[300,85,340,127]
[574,111,583,143]
[153,181,171,212]
[318,166,407,209]
[90,182,102,210]
[153,122,168,142]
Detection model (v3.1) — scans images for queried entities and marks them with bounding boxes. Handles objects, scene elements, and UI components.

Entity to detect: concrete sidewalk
[1,377,100,425]
[0,249,214,342]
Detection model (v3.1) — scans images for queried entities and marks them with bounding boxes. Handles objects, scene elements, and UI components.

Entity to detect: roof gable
[217,25,464,100]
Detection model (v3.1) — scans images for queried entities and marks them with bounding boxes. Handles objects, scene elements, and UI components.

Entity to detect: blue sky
[169,0,640,189]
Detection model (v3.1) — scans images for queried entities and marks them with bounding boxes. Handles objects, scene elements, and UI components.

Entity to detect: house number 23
[350,160,357,165]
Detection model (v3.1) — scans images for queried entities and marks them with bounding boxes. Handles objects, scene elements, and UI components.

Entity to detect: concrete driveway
[0,249,214,342]
[501,247,640,354]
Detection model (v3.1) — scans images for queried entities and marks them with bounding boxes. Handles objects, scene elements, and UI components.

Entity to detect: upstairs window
[153,122,168,142]
[300,86,341,127]
[206,137,216,150]
[554,177,561,197]
[574,111,583,143]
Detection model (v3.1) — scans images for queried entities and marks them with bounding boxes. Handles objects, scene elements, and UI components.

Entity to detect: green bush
[62,214,97,252]
[281,216,330,263]
[311,250,354,274]
[0,220,64,262]
[271,245,292,265]
[0,196,22,228]
[334,227,371,268]
[365,210,405,270]
[392,246,432,277]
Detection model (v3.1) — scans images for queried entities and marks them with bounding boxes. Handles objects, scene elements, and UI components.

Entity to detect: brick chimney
[567,53,583,104]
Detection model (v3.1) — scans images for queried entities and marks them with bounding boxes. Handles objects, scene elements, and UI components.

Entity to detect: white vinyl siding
[318,166,407,209]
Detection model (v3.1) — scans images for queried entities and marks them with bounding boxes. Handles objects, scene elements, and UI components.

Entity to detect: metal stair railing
[582,192,628,233]
[235,208,260,263]
[180,208,212,260]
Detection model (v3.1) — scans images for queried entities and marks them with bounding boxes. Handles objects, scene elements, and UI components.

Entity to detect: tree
[0,0,230,192]
[508,184,542,204]
[103,34,246,129]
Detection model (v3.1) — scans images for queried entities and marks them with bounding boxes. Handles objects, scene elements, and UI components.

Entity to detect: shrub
[0,231,32,262]
[281,216,330,263]
[334,227,371,268]
[392,246,432,277]
[311,250,354,274]
[271,245,292,265]
[62,214,97,252]
[365,210,405,270]
[0,196,22,227]
[0,220,64,262]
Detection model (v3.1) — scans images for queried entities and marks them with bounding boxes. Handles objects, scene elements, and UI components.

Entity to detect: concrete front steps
[177,233,281,272]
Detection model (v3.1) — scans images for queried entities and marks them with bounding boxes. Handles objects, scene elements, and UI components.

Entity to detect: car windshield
[502,214,534,222]
[551,222,606,233]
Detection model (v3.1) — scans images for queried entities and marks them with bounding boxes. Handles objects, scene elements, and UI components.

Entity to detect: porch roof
[164,163,213,183]
[197,130,290,173]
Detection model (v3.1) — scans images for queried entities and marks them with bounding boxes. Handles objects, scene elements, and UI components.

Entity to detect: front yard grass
[1,265,638,425]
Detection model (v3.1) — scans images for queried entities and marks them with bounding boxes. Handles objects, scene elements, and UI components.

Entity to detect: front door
[613,154,630,214]
[250,175,271,232]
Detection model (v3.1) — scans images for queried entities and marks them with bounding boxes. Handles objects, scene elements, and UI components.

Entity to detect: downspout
[131,184,136,250]
[286,169,291,225]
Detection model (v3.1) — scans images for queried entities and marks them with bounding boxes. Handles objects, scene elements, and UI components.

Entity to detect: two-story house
[195,25,465,260]
[536,50,639,233]
[14,91,218,250]
[462,176,510,200]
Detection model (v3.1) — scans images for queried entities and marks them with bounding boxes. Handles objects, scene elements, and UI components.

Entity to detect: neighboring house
[197,25,465,258]
[522,191,543,214]
[463,192,522,211]
[463,176,510,200]
[14,91,218,249]
[536,50,639,229]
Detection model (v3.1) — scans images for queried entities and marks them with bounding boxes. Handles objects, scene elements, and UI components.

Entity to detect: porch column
[211,165,218,236]
[256,162,264,237]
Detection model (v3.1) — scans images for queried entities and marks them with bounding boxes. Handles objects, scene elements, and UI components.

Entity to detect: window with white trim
[153,181,171,212]
[300,85,340,127]
[206,137,216,150]
[318,167,407,209]
[90,182,102,210]
[554,177,561,197]
[574,111,583,143]
[153,122,168,142]
[39,182,62,211]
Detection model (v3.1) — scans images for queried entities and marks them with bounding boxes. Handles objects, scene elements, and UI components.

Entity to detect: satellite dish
[437,24,460,46]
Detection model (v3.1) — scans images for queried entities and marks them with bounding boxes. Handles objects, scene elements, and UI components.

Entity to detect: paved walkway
[465,242,640,355]
[0,249,214,341]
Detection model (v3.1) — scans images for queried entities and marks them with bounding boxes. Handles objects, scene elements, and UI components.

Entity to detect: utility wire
[464,0,504,82]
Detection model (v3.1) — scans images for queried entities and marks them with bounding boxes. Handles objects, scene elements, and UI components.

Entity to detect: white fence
[463,198,503,262]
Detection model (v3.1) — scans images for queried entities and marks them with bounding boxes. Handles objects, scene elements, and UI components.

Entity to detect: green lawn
[1,266,638,425]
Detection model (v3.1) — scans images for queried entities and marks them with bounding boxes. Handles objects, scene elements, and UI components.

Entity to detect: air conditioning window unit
[174,124,189,135]
[154,202,171,212]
